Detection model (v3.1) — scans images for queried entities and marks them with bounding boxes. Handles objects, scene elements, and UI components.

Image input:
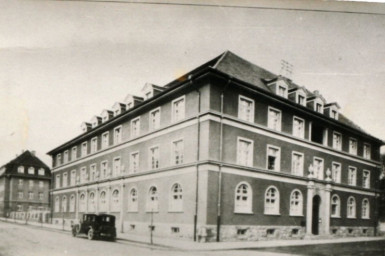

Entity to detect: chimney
[31,151,36,156]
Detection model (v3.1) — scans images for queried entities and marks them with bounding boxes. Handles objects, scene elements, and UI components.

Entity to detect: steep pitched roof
[2,150,49,169]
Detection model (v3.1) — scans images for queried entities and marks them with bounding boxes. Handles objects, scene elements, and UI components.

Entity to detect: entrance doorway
[312,195,321,235]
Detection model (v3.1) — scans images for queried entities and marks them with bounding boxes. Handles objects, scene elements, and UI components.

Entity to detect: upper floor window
[331,109,338,119]
[266,145,280,171]
[62,172,68,187]
[56,154,62,166]
[331,162,341,183]
[131,118,140,137]
[347,196,356,218]
[348,166,357,186]
[38,181,43,188]
[28,167,35,175]
[293,117,305,139]
[18,191,23,199]
[39,192,44,200]
[268,107,281,131]
[63,150,69,163]
[18,179,23,186]
[89,164,97,181]
[315,103,323,113]
[72,146,77,161]
[169,183,183,212]
[130,152,139,173]
[91,137,98,153]
[17,166,24,173]
[70,170,76,186]
[172,139,184,165]
[102,132,109,149]
[81,142,87,157]
[172,96,185,123]
[238,95,254,122]
[55,174,60,188]
[349,138,357,155]
[114,126,122,145]
[363,170,370,189]
[38,168,44,176]
[289,190,303,216]
[362,198,370,219]
[62,196,67,212]
[113,157,121,177]
[237,137,253,167]
[313,158,324,180]
[80,167,87,183]
[146,186,159,212]
[331,195,341,217]
[54,197,60,212]
[277,85,287,98]
[29,180,34,187]
[127,188,138,212]
[297,94,306,106]
[363,143,371,159]
[264,186,280,215]
[149,146,159,170]
[149,108,161,131]
[291,152,304,176]
[332,132,342,150]
[100,161,108,179]
[234,182,252,213]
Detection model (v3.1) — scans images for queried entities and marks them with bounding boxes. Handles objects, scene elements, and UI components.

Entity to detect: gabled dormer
[324,102,340,120]
[124,94,144,110]
[288,86,307,106]
[100,109,114,123]
[307,90,326,114]
[141,83,165,100]
[267,77,290,99]
[90,116,102,128]
[81,122,92,133]
[112,102,126,117]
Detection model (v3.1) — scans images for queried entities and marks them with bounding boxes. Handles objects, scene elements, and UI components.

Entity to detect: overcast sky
[1,0,384,167]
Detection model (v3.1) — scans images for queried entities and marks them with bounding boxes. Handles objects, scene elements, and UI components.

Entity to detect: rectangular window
[313,158,324,180]
[39,192,43,200]
[149,146,159,170]
[268,107,282,131]
[172,96,185,122]
[114,126,122,145]
[291,152,304,176]
[238,95,254,122]
[17,166,24,173]
[62,172,68,187]
[237,137,253,167]
[102,132,109,149]
[267,145,280,171]
[316,103,323,113]
[38,168,44,176]
[39,181,43,188]
[172,139,184,165]
[18,179,23,186]
[70,170,76,186]
[72,146,77,161]
[332,132,342,150]
[130,152,139,173]
[363,170,370,188]
[90,164,97,181]
[91,137,98,153]
[349,138,357,155]
[363,144,371,159]
[348,167,357,186]
[28,191,34,200]
[18,191,23,199]
[100,161,108,179]
[293,116,305,139]
[29,180,34,187]
[331,110,338,119]
[81,142,87,157]
[80,167,87,183]
[113,157,121,177]
[277,85,287,98]
[131,118,140,137]
[56,174,60,188]
[64,150,69,163]
[28,167,34,175]
[149,108,161,131]
[297,94,305,106]
[57,154,61,166]
[332,162,341,183]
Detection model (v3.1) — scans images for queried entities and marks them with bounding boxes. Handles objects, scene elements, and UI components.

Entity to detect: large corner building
[48,51,384,241]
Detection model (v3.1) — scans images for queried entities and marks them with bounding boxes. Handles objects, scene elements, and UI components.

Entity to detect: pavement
[1,217,385,252]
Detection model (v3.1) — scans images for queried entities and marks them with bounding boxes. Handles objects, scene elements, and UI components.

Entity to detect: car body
[72,214,117,241]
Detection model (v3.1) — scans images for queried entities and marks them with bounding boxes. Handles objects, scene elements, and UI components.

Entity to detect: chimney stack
[31,150,36,156]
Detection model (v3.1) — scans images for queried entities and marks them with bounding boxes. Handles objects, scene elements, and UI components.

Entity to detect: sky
[0,0,385,167]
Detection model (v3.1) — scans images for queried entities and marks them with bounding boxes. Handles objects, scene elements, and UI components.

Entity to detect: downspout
[192,75,201,242]
[216,78,232,242]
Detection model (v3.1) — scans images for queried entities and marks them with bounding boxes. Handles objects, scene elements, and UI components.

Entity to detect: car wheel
[87,228,94,240]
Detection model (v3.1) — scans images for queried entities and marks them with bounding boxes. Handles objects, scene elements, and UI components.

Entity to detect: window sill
[168,210,184,213]
[264,212,280,216]
[234,211,254,215]
[289,214,304,217]
[127,210,139,213]
[331,215,341,218]
[361,217,370,220]
[347,216,356,219]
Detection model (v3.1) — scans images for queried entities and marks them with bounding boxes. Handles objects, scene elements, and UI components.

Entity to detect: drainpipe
[192,75,201,242]
[216,78,232,242]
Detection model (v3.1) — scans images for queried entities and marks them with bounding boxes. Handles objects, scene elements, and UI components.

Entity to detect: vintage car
[72,214,117,241]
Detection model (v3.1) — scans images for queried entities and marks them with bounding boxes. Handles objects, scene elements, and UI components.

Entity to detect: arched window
[362,198,370,219]
[79,193,86,212]
[62,196,67,212]
[111,189,120,212]
[264,186,280,215]
[54,196,60,212]
[88,192,95,212]
[234,182,252,213]
[289,190,303,216]
[169,183,183,212]
[146,186,159,212]
[69,194,76,212]
[347,196,356,218]
[128,188,138,212]
[331,195,341,217]
[99,191,107,212]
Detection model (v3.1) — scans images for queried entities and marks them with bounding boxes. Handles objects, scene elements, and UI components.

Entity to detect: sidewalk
[1,217,384,251]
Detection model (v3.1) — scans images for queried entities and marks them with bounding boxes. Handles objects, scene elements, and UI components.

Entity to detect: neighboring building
[47,51,384,241]
[0,150,51,222]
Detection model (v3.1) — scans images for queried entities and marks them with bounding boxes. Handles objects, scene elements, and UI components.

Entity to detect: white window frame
[289,189,303,216]
[296,91,306,106]
[56,174,61,188]
[54,197,60,212]
[238,95,255,123]
[277,84,288,98]
[69,194,75,212]
[91,137,98,153]
[291,151,304,176]
[266,145,281,172]
[363,170,370,189]
[268,106,282,131]
[349,138,357,155]
[315,100,324,113]
[149,107,161,131]
[127,187,139,212]
[79,193,86,212]
[101,132,109,149]
[331,162,341,183]
[28,167,35,175]
[17,166,24,174]
[362,198,370,219]
[63,150,69,163]
[100,161,108,179]
[70,170,76,186]
[172,139,184,165]
[264,186,280,215]
[81,142,87,157]
[237,137,253,167]
[348,166,357,186]
[99,191,107,212]
[111,189,120,212]
[112,157,121,177]
[113,125,122,145]
[313,157,324,180]
[130,152,139,174]
[169,183,183,212]
[62,196,67,212]
[293,116,305,139]
[71,146,77,161]
[89,164,97,181]
[38,168,44,176]
[80,167,87,183]
[62,172,68,187]
[332,132,342,150]
[234,182,253,214]
[331,194,341,218]
[363,143,371,160]
[146,186,159,212]
[171,95,186,123]
[347,196,356,218]
[131,117,140,138]
[149,146,160,170]
[57,154,62,166]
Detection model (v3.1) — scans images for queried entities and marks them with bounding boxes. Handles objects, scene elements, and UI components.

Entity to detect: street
[0,221,287,256]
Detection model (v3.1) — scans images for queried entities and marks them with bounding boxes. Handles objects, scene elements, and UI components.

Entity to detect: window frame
[363,143,371,160]
[101,131,109,149]
[292,116,305,139]
[362,170,370,189]
[330,194,341,218]
[291,151,304,176]
[171,95,186,123]
[91,137,98,153]
[331,162,342,183]
[149,107,161,131]
[127,187,139,212]
[71,146,77,161]
[266,145,281,172]
[237,137,254,167]
[348,166,357,186]
[362,198,370,219]
[131,117,141,138]
[332,131,342,150]
[113,125,123,145]
[62,172,68,187]
[267,106,282,131]
[169,183,183,212]
[349,138,358,155]
[171,139,184,165]
[81,142,87,157]
[347,196,356,219]
[130,151,139,174]
[238,95,255,123]
[289,189,303,216]
[264,186,280,215]
[146,186,159,212]
[313,157,324,180]
[234,182,253,214]
[112,157,121,177]
[149,145,160,170]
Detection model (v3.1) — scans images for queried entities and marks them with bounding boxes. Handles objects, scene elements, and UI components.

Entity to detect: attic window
[277,85,287,98]
[297,95,305,106]
[38,168,45,176]
[127,102,132,110]
[114,109,120,116]
[315,103,323,113]
[18,166,24,174]
[28,167,35,175]
[331,109,338,119]
[145,91,152,100]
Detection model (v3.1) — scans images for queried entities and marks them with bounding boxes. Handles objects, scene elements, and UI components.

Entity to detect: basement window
[266,229,275,237]
[149,225,155,231]
[291,228,299,236]
[311,123,327,145]
[130,224,135,230]
[332,229,338,235]
[171,227,180,233]
[348,228,354,234]
[362,229,367,234]
[237,228,248,235]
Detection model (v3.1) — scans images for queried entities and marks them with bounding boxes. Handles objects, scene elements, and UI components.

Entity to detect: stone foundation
[121,221,194,239]
[329,226,374,237]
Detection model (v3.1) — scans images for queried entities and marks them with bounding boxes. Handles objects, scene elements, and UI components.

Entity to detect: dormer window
[112,103,126,117]
[324,103,340,120]
[18,166,24,174]
[141,83,164,100]
[298,95,305,106]
[277,85,287,98]
[124,94,144,110]
[127,102,132,110]
[28,167,35,175]
[81,122,91,133]
[101,110,113,123]
[90,116,102,128]
[316,103,323,113]
[268,78,289,99]
[145,91,152,100]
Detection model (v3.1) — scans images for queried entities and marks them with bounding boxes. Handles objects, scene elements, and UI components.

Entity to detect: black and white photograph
[0,0,385,255]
